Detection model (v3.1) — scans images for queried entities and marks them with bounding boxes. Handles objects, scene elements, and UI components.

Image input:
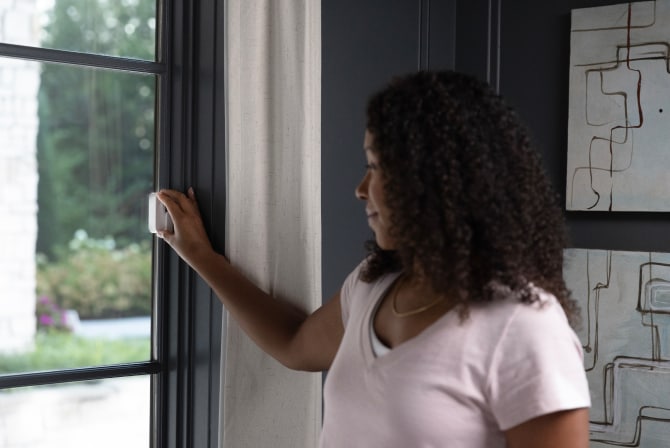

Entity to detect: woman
[157,70,590,447]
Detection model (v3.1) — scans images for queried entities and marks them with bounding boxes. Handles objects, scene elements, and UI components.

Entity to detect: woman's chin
[374,235,395,251]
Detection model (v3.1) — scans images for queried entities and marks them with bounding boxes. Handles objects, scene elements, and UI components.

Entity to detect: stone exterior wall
[0,0,39,353]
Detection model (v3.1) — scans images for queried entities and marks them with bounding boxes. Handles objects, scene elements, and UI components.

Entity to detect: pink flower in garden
[39,314,54,326]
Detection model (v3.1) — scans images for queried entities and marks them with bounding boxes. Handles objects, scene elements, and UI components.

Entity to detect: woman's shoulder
[339,259,399,324]
[472,284,566,321]
[465,285,574,347]
[341,258,400,294]
[340,259,368,300]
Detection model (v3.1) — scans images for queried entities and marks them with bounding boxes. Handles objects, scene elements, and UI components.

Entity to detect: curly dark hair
[362,70,579,326]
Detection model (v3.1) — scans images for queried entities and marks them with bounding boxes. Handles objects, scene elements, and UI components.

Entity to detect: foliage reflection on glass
[39,0,156,60]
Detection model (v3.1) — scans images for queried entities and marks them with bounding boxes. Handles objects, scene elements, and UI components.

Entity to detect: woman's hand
[156,187,214,267]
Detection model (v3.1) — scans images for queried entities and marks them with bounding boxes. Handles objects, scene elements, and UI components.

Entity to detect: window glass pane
[0,376,150,447]
[0,57,154,374]
[0,0,156,61]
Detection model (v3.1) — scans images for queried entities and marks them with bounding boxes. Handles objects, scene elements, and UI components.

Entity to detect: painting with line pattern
[564,248,670,447]
[566,1,670,211]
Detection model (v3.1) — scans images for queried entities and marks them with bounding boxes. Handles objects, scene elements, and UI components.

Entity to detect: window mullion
[0,42,164,74]
[0,361,160,389]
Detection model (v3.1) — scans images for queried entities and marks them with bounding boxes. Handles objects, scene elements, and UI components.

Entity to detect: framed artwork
[566,1,670,211]
[564,248,670,446]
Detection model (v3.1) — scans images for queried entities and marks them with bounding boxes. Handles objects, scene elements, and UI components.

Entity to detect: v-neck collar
[360,271,457,367]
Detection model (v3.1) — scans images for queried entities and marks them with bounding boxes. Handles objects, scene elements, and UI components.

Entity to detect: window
[0,0,225,446]
[0,0,160,446]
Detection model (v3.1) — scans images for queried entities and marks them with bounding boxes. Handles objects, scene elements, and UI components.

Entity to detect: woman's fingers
[185,187,202,217]
[154,190,179,240]
[157,189,184,212]
[158,188,201,218]
[154,188,212,263]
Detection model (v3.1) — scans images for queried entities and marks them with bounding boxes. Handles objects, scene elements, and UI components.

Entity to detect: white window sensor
[148,192,173,233]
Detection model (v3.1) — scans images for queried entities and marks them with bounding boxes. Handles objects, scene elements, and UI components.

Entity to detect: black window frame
[0,0,226,447]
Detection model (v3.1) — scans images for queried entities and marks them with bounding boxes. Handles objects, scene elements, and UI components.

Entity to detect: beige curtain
[221,0,322,447]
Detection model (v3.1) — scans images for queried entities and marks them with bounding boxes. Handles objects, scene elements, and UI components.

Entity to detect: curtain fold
[221,0,322,446]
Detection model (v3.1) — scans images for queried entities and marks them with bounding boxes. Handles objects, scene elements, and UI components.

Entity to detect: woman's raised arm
[156,188,343,371]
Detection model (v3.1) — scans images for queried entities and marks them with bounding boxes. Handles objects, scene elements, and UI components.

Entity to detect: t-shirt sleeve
[486,295,591,431]
[339,261,366,327]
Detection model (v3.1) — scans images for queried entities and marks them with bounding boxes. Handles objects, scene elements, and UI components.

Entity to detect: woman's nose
[355,173,369,201]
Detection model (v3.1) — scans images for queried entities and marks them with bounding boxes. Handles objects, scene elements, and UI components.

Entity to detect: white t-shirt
[320,263,590,448]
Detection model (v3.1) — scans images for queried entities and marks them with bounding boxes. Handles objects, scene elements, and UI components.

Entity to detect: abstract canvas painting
[564,248,670,446]
[566,1,670,211]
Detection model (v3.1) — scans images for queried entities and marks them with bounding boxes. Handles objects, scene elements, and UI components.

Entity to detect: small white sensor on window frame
[148,192,173,233]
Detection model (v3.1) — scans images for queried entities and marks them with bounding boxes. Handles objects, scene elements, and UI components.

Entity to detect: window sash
[0,7,168,445]
[0,0,226,446]
[0,37,166,382]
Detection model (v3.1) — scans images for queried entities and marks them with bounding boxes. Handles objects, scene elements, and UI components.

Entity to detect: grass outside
[0,331,150,374]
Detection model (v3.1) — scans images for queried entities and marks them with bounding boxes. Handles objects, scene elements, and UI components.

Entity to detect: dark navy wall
[321,0,456,298]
